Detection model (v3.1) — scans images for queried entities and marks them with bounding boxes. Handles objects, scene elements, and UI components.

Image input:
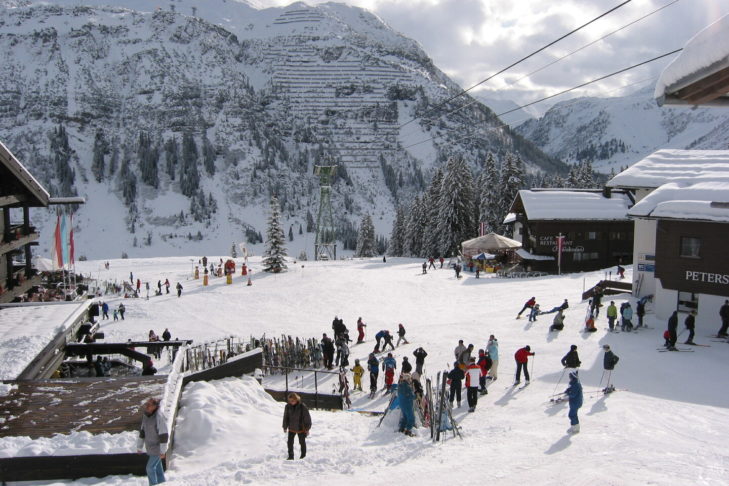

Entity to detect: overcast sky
[251,0,729,114]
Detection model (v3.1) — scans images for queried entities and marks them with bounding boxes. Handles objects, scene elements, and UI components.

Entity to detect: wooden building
[0,141,83,303]
[505,189,634,273]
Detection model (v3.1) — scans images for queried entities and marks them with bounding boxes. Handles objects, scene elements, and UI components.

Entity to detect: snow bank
[655,13,729,101]
[0,431,137,458]
[607,149,729,189]
[629,181,729,222]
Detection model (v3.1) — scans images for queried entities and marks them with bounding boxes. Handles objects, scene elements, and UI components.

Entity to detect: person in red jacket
[517,297,536,319]
[514,345,535,385]
[477,349,492,395]
[464,357,482,412]
[356,317,366,344]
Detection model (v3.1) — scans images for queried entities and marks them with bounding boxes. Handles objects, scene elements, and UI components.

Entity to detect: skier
[381,330,395,352]
[607,301,618,331]
[356,317,366,344]
[617,264,625,279]
[118,303,126,320]
[164,279,170,294]
[113,309,119,321]
[422,262,427,274]
[175,282,183,298]
[550,309,565,332]
[398,373,416,436]
[374,329,386,353]
[528,304,541,322]
[454,263,462,279]
[282,393,311,460]
[401,356,412,374]
[565,370,583,434]
[636,299,646,329]
[477,349,492,395]
[382,353,397,393]
[439,257,444,268]
[453,340,466,362]
[321,334,335,369]
[145,281,150,300]
[465,357,481,412]
[396,323,409,346]
[101,301,109,320]
[514,345,534,385]
[487,335,499,380]
[543,299,569,315]
[336,338,349,368]
[602,344,619,392]
[621,303,633,332]
[684,310,697,344]
[157,280,162,295]
[428,257,436,270]
[561,345,581,369]
[136,279,141,293]
[584,313,597,333]
[591,287,603,318]
[517,297,536,319]
[202,256,208,267]
[718,299,729,337]
[447,361,465,408]
[667,310,679,350]
[351,359,364,391]
[136,397,168,485]
[130,272,134,284]
[413,347,428,375]
[367,353,379,397]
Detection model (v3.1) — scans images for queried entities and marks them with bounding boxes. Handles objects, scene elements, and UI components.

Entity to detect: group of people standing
[447,336,499,412]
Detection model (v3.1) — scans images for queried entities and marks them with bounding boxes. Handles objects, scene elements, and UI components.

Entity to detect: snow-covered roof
[511,190,632,221]
[628,182,729,223]
[607,149,729,189]
[515,248,555,261]
[0,140,50,207]
[503,213,517,224]
[655,14,729,106]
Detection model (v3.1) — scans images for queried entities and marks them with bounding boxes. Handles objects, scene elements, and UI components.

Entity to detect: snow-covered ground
[8,257,729,485]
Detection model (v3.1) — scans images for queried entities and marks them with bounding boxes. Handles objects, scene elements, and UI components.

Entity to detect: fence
[263,365,343,410]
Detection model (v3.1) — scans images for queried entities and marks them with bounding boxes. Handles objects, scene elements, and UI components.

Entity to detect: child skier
[396,323,409,346]
[528,304,540,322]
[356,317,366,344]
[565,370,583,434]
[477,349,492,394]
[351,359,364,391]
[367,353,379,397]
[382,353,397,393]
[602,344,619,392]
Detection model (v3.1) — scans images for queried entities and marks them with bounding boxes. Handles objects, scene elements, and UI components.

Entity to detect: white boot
[569,424,580,434]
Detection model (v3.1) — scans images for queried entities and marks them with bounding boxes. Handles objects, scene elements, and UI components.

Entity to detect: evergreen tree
[566,165,580,188]
[306,210,315,232]
[91,129,107,183]
[138,132,159,189]
[387,205,406,256]
[436,156,477,256]
[203,134,216,176]
[355,213,377,257]
[118,149,137,206]
[263,196,288,273]
[108,145,119,177]
[403,195,427,257]
[576,160,595,188]
[50,125,75,196]
[288,225,294,241]
[421,167,444,257]
[180,132,200,197]
[476,153,501,233]
[164,137,178,181]
[498,153,525,233]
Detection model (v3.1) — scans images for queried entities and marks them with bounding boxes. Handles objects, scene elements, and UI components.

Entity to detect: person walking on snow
[398,373,416,436]
[607,301,618,331]
[667,310,679,350]
[477,349,492,394]
[413,347,428,375]
[137,398,168,485]
[428,257,436,270]
[164,279,170,294]
[321,334,335,369]
[350,360,364,391]
[382,353,397,393]
[422,262,427,274]
[401,356,412,374]
[367,353,379,395]
[157,280,162,295]
[517,297,536,318]
[561,345,581,369]
[602,344,619,392]
[621,303,633,332]
[514,345,534,385]
[118,303,126,320]
[447,361,465,407]
[458,344,474,369]
[636,299,646,329]
[684,310,697,344]
[396,323,409,346]
[718,299,729,337]
[465,357,481,412]
[487,335,499,380]
[136,279,141,293]
[101,301,109,320]
[356,317,366,344]
[175,282,183,298]
[565,370,583,434]
[454,340,466,362]
[282,393,311,460]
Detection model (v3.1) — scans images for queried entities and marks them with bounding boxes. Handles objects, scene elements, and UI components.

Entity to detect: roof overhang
[658,63,729,107]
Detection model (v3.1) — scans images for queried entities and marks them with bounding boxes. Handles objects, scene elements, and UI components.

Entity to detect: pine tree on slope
[436,157,477,256]
[355,213,377,257]
[421,167,444,258]
[475,153,501,234]
[498,153,525,233]
[403,195,427,257]
[387,206,406,257]
[263,196,288,273]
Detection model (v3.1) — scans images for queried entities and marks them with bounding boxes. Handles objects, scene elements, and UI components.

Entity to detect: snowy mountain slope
[0,1,565,260]
[38,256,728,485]
[516,86,729,174]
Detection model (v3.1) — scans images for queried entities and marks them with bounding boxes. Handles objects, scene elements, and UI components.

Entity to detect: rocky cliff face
[0,0,563,259]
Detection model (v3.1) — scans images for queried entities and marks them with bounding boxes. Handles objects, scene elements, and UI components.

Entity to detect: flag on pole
[556,233,565,275]
[69,214,75,266]
[60,214,70,269]
[479,222,486,237]
[51,214,63,270]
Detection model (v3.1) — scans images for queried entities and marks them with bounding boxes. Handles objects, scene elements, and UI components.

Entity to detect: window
[679,236,701,258]
[573,252,599,262]
[677,291,698,313]
[587,231,598,240]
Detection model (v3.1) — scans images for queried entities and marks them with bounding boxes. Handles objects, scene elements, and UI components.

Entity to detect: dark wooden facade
[518,218,634,273]
[655,220,729,297]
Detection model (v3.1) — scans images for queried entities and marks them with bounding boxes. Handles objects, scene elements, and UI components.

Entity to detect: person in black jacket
[561,345,581,368]
[401,356,413,374]
[718,300,729,337]
[283,393,312,460]
[636,300,646,329]
[413,347,428,374]
[447,361,465,408]
[667,311,679,350]
[684,310,697,344]
[321,334,335,369]
[602,345,619,391]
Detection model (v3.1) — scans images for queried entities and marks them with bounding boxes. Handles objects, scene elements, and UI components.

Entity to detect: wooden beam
[674,65,729,105]
[0,195,24,207]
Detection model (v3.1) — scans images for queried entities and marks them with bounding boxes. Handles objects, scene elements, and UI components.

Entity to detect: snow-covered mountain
[0,0,563,260]
[516,86,729,174]
[476,95,537,127]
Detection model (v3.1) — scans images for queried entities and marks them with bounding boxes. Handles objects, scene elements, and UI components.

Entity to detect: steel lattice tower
[313,164,337,261]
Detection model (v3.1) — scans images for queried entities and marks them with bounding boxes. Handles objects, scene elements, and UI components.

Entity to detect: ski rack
[434,373,462,442]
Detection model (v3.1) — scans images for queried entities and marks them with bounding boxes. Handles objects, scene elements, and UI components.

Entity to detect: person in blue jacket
[398,373,416,436]
[565,370,583,434]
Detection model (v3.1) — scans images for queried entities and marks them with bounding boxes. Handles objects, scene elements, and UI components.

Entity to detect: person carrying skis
[607,301,618,331]
[396,323,409,346]
[517,297,536,319]
[514,345,534,385]
[401,356,412,374]
[356,317,366,344]
[413,347,428,374]
[137,397,168,485]
[465,357,481,412]
[718,299,729,337]
[487,335,499,380]
[477,349,492,394]
[684,310,697,345]
[398,373,416,436]
[561,345,581,369]
[447,361,465,408]
[321,334,335,369]
[667,310,679,350]
[282,393,311,460]
[636,299,646,329]
[602,344,619,392]
[550,309,565,332]
[621,303,633,332]
[528,304,541,322]
[350,360,364,391]
[367,353,379,396]
[565,370,583,434]
[175,282,183,298]
[382,353,397,393]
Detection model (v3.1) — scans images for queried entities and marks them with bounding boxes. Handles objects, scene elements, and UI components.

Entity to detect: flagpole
[557,232,563,276]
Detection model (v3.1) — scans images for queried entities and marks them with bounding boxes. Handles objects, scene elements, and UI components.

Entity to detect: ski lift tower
[313,164,337,261]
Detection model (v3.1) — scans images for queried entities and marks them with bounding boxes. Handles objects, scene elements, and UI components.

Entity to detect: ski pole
[552,368,566,396]
[598,370,606,388]
[530,355,535,381]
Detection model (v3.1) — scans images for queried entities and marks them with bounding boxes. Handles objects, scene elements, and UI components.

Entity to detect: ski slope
[31,257,729,485]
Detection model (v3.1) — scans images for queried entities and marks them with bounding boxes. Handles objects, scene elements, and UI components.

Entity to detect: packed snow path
[63,257,729,485]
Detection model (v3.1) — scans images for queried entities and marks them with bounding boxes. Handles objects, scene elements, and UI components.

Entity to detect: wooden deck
[0,375,166,439]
